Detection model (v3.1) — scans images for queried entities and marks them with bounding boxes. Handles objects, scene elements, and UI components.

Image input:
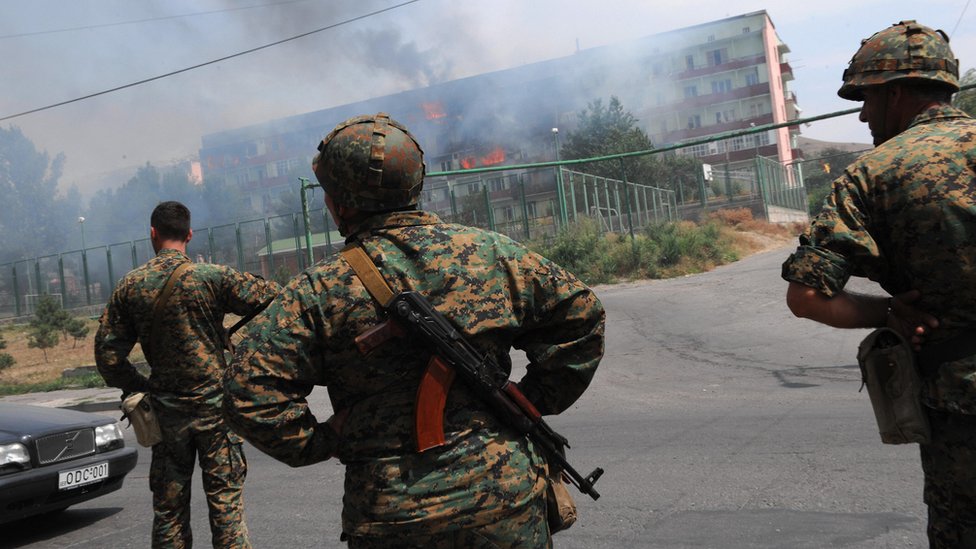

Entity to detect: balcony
[675,54,766,80]
[662,114,774,142]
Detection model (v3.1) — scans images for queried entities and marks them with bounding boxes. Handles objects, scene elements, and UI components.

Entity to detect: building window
[440,160,453,172]
[687,115,701,129]
[707,34,715,42]
[745,69,760,86]
[684,85,698,98]
[275,160,288,178]
[715,112,723,124]
[711,79,732,94]
[686,55,695,70]
[489,177,508,192]
[707,49,726,66]
[527,202,537,217]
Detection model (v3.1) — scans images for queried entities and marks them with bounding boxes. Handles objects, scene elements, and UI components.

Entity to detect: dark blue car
[0,402,137,524]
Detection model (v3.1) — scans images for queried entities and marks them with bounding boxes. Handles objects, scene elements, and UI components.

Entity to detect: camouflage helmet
[838,20,959,101]
[313,113,425,211]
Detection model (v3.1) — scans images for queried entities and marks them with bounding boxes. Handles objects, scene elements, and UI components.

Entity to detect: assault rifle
[356,290,604,500]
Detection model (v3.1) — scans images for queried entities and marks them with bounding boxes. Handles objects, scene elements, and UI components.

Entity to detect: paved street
[5,246,928,548]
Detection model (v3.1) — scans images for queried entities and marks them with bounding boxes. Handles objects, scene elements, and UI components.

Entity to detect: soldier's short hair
[151,201,191,241]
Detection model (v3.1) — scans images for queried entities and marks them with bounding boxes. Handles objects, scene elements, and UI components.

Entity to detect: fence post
[568,171,578,223]
[12,264,21,317]
[292,214,304,271]
[619,159,635,242]
[582,174,590,218]
[519,175,530,240]
[208,228,216,265]
[58,256,67,303]
[264,219,274,275]
[323,208,333,253]
[755,156,770,222]
[107,248,115,292]
[482,182,495,232]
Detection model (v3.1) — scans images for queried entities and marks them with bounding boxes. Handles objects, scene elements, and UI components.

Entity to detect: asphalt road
[5,246,928,548]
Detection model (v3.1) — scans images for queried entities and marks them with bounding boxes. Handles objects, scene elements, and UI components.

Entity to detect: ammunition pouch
[856,327,930,445]
[545,461,578,534]
[121,392,163,447]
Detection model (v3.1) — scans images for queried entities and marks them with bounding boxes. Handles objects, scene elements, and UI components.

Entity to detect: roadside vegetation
[0,208,801,395]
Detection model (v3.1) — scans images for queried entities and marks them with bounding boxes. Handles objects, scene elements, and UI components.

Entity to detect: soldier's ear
[186,228,194,244]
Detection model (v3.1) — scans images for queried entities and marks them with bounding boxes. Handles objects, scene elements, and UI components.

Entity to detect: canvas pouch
[546,463,578,533]
[121,392,163,447]
[856,327,930,445]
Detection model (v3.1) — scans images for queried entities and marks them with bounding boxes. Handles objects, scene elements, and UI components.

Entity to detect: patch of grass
[530,216,747,285]
[0,373,106,396]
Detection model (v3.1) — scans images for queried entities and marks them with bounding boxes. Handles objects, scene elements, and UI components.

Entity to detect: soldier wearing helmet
[782,21,976,547]
[224,113,605,547]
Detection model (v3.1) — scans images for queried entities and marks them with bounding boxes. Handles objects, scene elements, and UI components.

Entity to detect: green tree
[801,147,864,215]
[0,126,81,262]
[27,326,59,362]
[953,68,976,117]
[0,331,14,372]
[561,97,702,198]
[65,318,90,348]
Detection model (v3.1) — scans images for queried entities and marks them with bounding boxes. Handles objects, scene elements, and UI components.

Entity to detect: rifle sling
[340,243,453,451]
[149,262,192,365]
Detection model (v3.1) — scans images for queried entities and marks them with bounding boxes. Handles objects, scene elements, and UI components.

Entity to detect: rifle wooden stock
[354,320,405,355]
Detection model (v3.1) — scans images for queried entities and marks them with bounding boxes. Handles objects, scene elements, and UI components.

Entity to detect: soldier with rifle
[222,113,606,547]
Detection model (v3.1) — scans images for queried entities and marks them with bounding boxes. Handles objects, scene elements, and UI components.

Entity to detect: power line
[0,0,314,40]
[0,0,420,122]
[950,0,972,38]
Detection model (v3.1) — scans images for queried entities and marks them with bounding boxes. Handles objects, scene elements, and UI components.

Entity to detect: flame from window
[480,147,505,166]
[421,102,446,120]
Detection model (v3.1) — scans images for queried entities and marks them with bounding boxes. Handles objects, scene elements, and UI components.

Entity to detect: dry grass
[0,319,136,386]
[708,208,803,256]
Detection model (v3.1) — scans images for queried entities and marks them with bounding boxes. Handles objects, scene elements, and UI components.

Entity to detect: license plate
[58,462,109,490]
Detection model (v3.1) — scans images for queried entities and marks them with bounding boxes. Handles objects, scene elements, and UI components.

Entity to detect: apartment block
[199,10,799,217]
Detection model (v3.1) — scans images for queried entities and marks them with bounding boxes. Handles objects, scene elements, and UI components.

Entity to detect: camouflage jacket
[223,210,605,536]
[782,105,976,412]
[95,249,280,415]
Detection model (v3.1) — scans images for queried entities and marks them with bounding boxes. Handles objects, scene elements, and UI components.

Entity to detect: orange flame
[480,147,505,166]
[421,102,446,120]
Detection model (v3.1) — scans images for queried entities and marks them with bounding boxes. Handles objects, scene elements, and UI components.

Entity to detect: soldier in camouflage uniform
[781,21,976,547]
[95,201,280,548]
[222,113,606,548]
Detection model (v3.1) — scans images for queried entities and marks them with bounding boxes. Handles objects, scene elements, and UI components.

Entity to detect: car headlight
[95,423,125,451]
[0,442,31,474]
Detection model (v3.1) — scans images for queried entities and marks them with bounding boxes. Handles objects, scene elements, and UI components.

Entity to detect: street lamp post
[77,216,91,305]
[78,217,86,251]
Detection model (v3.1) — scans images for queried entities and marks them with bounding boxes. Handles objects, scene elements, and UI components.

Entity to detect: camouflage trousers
[920,409,976,549]
[343,493,551,549]
[150,411,250,549]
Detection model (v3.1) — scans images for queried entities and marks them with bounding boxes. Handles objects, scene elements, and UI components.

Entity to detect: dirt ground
[0,220,801,388]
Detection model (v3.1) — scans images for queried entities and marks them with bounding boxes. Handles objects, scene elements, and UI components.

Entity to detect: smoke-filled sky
[2,0,973,200]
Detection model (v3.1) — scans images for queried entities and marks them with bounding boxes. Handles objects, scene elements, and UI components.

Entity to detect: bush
[528,216,739,285]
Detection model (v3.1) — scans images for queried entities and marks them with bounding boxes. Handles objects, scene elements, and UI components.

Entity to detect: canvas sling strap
[149,261,193,363]
[339,242,579,532]
[121,261,191,448]
[339,242,456,451]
